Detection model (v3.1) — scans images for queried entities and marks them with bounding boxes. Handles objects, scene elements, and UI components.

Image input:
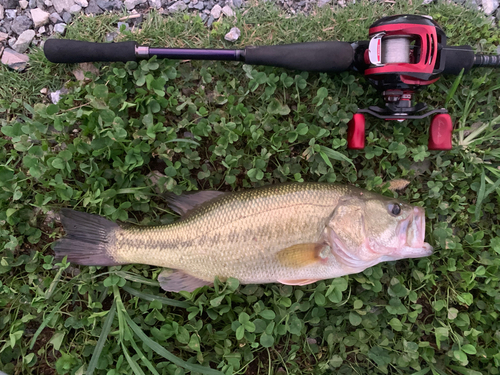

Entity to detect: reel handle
[44,39,138,63]
[244,42,354,73]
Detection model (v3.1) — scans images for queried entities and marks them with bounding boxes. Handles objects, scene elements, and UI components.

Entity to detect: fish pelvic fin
[276,243,330,268]
[158,269,213,293]
[54,209,124,266]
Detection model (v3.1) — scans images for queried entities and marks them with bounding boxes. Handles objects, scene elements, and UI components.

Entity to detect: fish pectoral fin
[277,279,320,286]
[276,243,330,268]
[158,269,212,293]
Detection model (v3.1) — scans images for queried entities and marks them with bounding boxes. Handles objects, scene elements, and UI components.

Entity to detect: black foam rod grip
[44,39,138,63]
[244,41,354,73]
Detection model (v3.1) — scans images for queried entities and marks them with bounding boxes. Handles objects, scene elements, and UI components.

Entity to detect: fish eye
[389,203,402,216]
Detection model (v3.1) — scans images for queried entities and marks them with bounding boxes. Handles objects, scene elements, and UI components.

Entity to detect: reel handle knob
[347,114,366,150]
[428,114,453,150]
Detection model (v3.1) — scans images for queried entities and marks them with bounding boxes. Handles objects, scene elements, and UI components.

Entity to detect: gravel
[0,0,498,70]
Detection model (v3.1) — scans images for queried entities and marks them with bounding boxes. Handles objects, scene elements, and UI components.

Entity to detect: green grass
[1,0,500,374]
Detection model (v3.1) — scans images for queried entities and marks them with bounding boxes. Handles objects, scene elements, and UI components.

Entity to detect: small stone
[19,0,30,9]
[117,21,130,32]
[168,0,187,11]
[96,0,122,11]
[0,32,8,41]
[69,4,81,12]
[5,9,17,18]
[317,0,330,7]
[1,48,29,71]
[221,4,234,16]
[84,0,103,13]
[206,14,214,26]
[200,13,207,21]
[61,11,71,23]
[482,0,499,15]
[49,11,63,22]
[149,0,161,8]
[30,8,50,27]
[4,0,20,9]
[40,87,48,94]
[224,26,240,42]
[231,0,243,7]
[193,1,204,9]
[497,45,500,55]
[38,25,46,33]
[0,4,4,20]
[13,29,35,53]
[74,0,88,6]
[54,22,66,34]
[105,31,117,41]
[422,0,433,4]
[125,0,147,9]
[51,0,77,13]
[12,15,34,35]
[29,0,37,8]
[44,0,53,5]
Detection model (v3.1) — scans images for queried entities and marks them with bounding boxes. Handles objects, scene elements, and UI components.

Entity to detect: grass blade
[129,335,161,375]
[123,314,223,375]
[122,285,191,309]
[474,169,486,222]
[87,301,116,375]
[115,271,160,286]
[445,68,464,108]
[122,343,146,375]
[319,145,355,169]
[29,292,70,350]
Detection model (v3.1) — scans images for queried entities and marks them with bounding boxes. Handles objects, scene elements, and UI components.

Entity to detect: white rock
[149,0,161,8]
[0,32,8,42]
[0,4,4,21]
[69,4,81,12]
[38,25,46,34]
[168,1,187,12]
[54,23,66,34]
[30,8,50,28]
[124,0,146,10]
[1,48,30,71]
[19,0,29,9]
[482,0,499,15]
[51,0,76,13]
[45,0,53,6]
[222,5,234,17]
[13,29,35,53]
[74,0,88,6]
[317,0,330,7]
[210,4,221,18]
[224,26,240,42]
[5,9,17,18]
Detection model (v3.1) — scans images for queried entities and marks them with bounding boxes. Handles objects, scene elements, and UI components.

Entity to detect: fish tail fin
[54,209,126,266]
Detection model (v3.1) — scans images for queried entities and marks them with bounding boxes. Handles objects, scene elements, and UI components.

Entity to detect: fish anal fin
[276,243,330,268]
[277,279,320,286]
[158,269,212,293]
[163,191,226,217]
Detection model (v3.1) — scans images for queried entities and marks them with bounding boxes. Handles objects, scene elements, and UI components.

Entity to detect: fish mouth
[396,207,433,259]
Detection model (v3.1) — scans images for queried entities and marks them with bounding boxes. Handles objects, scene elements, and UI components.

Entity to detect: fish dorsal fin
[158,269,212,293]
[276,243,330,268]
[277,279,320,286]
[164,190,226,217]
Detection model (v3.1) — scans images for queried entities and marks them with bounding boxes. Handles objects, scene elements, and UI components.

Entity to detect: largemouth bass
[54,182,433,292]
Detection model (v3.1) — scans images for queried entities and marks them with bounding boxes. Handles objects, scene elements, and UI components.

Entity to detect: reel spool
[381,36,412,64]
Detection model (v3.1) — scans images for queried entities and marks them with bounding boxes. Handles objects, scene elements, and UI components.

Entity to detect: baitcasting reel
[44,14,500,150]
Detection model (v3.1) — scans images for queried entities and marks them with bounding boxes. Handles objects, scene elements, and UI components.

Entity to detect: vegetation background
[1,0,500,374]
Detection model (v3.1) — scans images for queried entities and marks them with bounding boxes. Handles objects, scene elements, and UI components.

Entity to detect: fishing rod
[43,14,500,150]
